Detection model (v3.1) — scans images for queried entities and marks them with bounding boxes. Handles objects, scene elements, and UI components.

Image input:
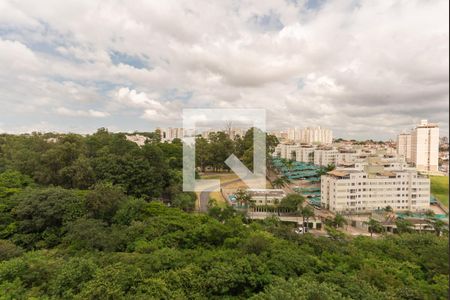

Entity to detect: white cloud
[0,0,448,138]
[55,107,110,118]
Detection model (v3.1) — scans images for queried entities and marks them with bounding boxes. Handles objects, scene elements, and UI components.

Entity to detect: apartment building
[274,143,301,160]
[314,148,339,166]
[296,146,315,163]
[411,120,439,172]
[303,126,333,145]
[158,127,184,142]
[397,133,412,163]
[321,165,430,213]
[287,126,333,144]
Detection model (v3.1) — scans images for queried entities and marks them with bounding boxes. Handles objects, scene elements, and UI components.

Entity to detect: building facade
[397,133,412,163]
[314,148,339,166]
[287,126,333,144]
[321,167,430,213]
[158,127,184,142]
[411,120,439,172]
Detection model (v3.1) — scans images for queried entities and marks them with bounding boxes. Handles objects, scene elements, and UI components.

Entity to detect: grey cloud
[0,0,448,139]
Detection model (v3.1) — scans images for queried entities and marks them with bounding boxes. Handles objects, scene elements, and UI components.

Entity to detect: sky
[0,0,448,139]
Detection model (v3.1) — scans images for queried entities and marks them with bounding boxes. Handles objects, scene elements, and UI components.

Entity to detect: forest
[0,130,448,299]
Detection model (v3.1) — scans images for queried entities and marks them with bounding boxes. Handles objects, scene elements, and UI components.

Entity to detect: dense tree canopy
[0,130,448,299]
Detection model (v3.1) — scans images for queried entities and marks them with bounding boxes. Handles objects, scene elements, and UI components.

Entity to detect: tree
[171,193,196,212]
[64,218,121,251]
[429,218,447,236]
[235,189,251,208]
[301,206,315,231]
[0,239,23,261]
[12,187,85,236]
[272,178,286,189]
[325,164,336,172]
[85,183,127,223]
[395,219,414,234]
[364,218,384,237]
[332,213,347,228]
[324,225,347,241]
[272,176,291,189]
[0,171,33,192]
[195,136,211,172]
[425,209,435,218]
[59,156,95,189]
[279,194,304,213]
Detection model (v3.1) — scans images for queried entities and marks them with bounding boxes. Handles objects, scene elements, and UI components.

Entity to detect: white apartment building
[274,143,301,160]
[314,148,339,166]
[397,133,412,163]
[287,127,333,144]
[158,127,184,142]
[296,147,315,163]
[302,126,333,144]
[321,166,430,213]
[411,120,439,172]
[337,150,359,163]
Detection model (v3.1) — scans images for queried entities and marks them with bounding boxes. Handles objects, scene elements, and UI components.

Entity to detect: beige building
[247,189,286,206]
[158,127,184,142]
[296,146,315,163]
[397,133,412,163]
[321,165,430,213]
[274,143,301,160]
[287,126,333,144]
[411,120,439,172]
[314,148,339,166]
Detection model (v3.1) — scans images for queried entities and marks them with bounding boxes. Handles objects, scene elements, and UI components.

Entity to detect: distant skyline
[0,0,448,139]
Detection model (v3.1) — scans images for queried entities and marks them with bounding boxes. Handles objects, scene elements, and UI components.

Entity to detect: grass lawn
[430,176,449,207]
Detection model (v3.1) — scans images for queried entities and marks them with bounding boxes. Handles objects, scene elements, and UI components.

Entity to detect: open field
[197,173,274,209]
[431,176,449,207]
[201,172,273,189]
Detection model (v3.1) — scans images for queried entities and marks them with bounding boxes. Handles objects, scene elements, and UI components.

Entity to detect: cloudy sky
[0,0,448,139]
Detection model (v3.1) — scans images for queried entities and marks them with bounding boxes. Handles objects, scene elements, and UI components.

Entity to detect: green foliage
[430,176,449,207]
[279,194,304,212]
[0,131,447,299]
[171,192,196,212]
[11,187,86,248]
[0,240,23,261]
[251,277,348,300]
[85,183,127,223]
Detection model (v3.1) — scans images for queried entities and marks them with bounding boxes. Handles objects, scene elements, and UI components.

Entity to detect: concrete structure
[397,133,412,163]
[411,120,439,172]
[321,163,430,213]
[247,189,286,206]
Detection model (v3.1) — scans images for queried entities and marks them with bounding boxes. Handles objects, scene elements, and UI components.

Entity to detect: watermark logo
[183,108,266,192]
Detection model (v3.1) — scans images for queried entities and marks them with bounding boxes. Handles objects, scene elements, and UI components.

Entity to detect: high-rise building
[158,127,184,142]
[411,120,439,172]
[397,133,412,163]
[301,126,333,145]
[286,126,333,144]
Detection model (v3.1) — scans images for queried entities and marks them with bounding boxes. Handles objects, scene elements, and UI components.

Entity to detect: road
[199,190,210,212]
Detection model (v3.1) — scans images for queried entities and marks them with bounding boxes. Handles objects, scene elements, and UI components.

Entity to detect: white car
[294,226,305,234]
